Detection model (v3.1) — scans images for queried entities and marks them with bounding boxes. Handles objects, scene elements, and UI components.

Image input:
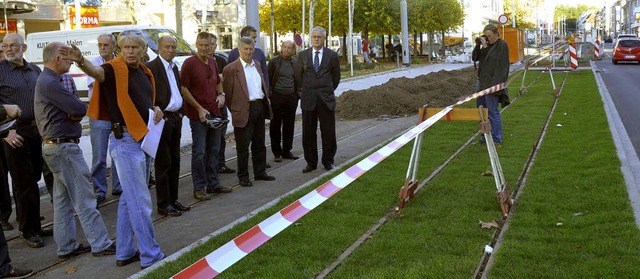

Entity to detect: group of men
[0,23,341,276]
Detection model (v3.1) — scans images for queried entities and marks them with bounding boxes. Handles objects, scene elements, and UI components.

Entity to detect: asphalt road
[595,43,640,156]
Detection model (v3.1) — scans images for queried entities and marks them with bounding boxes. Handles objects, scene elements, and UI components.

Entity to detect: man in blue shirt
[35,42,115,259]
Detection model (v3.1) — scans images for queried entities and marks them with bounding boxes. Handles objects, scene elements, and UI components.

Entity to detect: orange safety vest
[87,55,156,142]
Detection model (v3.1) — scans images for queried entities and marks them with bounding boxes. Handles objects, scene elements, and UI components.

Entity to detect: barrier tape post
[171,83,506,279]
[547,65,558,97]
[593,39,601,60]
[478,106,512,219]
[519,64,528,95]
[569,43,578,69]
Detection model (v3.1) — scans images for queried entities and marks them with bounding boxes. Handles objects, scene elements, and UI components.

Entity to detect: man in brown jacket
[222,37,274,187]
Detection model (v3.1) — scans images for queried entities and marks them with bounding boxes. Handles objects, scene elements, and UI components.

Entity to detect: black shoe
[172,201,191,212]
[324,164,336,171]
[282,153,299,160]
[266,163,272,168]
[274,155,282,162]
[116,251,140,267]
[96,195,106,206]
[40,227,53,237]
[158,205,182,217]
[239,179,253,187]
[255,174,275,181]
[25,235,44,248]
[1,220,13,231]
[207,186,233,193]
[218,165,236,174]
[111,190,122,196]
[58,244,91,259]
[4,267,34,278]
[302,165,317,173]
[92,243,116,257]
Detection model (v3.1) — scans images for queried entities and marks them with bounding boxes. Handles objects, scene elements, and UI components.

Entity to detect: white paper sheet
[141,109,165,159]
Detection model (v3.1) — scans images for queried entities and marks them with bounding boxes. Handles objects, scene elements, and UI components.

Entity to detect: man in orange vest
[60,32,165,269]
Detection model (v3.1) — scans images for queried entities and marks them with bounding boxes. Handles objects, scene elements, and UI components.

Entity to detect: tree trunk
[309,0,317,35]
[440,31,446,57]
[419,33,423,55]
[413,30,418,58]
[342,33,347,59]
[428,32,433,63]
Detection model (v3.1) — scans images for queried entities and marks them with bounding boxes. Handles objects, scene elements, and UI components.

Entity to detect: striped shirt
[0,59,42,121]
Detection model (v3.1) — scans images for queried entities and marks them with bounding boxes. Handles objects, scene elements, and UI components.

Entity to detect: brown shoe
[207,186,233,194]
[193,190,211,201]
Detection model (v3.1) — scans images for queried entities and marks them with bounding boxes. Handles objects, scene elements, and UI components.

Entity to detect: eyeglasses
[1,44,23,50]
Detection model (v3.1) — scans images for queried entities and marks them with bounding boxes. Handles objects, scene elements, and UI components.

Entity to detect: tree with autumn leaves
[258,0,463,59]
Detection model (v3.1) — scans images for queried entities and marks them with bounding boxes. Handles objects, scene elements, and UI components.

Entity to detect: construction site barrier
[171,83,507,279]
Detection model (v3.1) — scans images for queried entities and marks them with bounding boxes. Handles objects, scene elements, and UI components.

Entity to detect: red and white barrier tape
[171,82,507,279]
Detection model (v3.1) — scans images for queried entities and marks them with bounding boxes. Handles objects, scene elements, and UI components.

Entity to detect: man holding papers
[146,36,189,217]
[60,33,165,269]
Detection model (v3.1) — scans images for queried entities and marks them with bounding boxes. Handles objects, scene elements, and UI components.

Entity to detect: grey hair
[281,40,295,48]
[311,26,327,38]
[118,32,147,49]
[3,33,24,45]
[97,33,117,45]
[239,36,255,47]
[158,35,177,46]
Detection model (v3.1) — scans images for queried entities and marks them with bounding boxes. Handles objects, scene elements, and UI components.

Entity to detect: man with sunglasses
[181,32,232,201]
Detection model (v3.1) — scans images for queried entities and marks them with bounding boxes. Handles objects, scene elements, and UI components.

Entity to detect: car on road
[613,33,638,44]
[612,38,640,64]
[603,35,613,43]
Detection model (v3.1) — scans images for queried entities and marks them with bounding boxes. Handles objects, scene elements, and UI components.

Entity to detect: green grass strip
[145,70,639,278]
[488,71,640,278]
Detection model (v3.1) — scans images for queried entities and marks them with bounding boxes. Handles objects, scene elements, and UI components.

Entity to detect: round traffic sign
[294,34,302,47]
[498,14,509,25]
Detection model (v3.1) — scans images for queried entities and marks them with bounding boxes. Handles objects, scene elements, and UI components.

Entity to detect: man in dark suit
[222,37,275,187]
[296,26,341,173]
[145,36,190,216]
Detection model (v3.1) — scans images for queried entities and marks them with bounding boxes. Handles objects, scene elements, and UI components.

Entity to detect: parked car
[603,35,613,43]
[612,38,640,64]
[613,33,638,43]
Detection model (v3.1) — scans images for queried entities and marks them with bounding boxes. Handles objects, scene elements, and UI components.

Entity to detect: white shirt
[87,55,108,99]
[159,55,183,112]
[240,58,264,101]
[313,47,324,68]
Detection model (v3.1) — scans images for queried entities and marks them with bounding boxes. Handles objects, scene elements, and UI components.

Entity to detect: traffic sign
[498,14,509,25]
[294,34,302,47]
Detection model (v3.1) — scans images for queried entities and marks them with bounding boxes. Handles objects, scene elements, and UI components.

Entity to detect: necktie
[313,51,320,72]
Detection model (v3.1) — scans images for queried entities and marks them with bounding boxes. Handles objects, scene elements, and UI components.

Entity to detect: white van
[26,25,195,100]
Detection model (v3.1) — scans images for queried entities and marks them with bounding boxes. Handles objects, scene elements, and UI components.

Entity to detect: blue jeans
[42,143,112,256]
[476,93,503,144]
[190,120,221,191]
[90,119,121,197]
[109,133,164,267]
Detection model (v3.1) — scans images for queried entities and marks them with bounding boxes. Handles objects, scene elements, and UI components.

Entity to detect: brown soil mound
[336,67,478,120]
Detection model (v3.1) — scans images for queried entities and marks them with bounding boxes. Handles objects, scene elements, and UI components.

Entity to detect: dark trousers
[155,114,182,208]
[234,102,267,180]
[269,93,299,157]
[3,124,44,238]
[217,106,229,169]
[302,101,337,167]
[0,144,12,222]
[0,230,11,276]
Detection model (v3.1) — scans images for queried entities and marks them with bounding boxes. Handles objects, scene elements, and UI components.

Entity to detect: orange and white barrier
[593,39,601,60]
[170,83,507,279]
[569,43,578,69]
